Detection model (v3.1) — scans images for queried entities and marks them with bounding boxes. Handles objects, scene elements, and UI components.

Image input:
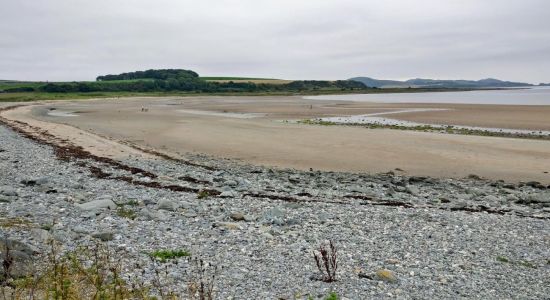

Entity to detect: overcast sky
[1,0,549,83]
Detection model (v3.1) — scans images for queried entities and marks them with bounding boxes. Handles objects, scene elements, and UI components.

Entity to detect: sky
[1,0,550,83]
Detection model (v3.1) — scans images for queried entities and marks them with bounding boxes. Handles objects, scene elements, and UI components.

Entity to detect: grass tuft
[150,249,191,262]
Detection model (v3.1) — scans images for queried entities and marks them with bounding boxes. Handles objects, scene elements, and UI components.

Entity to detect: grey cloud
[1,0,549,83]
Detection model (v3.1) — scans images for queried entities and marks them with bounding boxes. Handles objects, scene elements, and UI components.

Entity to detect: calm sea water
[305,86,550,105]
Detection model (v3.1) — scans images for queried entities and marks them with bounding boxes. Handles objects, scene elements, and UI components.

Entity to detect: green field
[199,76,279,80]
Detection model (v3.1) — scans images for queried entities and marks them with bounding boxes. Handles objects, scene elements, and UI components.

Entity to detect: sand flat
[3,96,550,183]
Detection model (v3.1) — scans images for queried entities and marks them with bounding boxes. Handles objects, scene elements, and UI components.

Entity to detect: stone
[140,208,168,221]
[385,258,400,265]
[157,199,178,211]
[0,250,32,278]
[263,206,285,223]
[375,269,398,283]
[525,181,546,189]
[288,175,301,183]
[77,199,117,211]
[220,190,238,198]
[91,231,114,241]
[21,176,49,186]
[406,185,420,196]
[214,222,241,230]
[0,186,18,197]
[0,239,39,278]
[0,239,39,256]
[349,185,368,193]
[483,195,500,203]
[224,180,238,187]
[30,228,53,243]
[230,212,246,221]
[244,214,257,222]
[72,226,90,234]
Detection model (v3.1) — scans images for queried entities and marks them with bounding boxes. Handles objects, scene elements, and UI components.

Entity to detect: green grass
[496,256,510,263]
[149,249,191,262]
[116,207,137,220]
[324,292,340,300]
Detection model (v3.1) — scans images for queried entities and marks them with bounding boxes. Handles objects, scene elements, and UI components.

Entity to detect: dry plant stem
[313,240,338,282]
[188,258,218,300]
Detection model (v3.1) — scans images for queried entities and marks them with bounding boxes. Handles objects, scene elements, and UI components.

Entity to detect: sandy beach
[1,96,549,183]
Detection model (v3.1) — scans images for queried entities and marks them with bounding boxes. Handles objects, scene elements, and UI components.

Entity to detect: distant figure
[310,105,313,110]
[141,107,148,112]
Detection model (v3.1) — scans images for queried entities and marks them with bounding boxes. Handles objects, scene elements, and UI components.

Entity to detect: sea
[305,86,550,105]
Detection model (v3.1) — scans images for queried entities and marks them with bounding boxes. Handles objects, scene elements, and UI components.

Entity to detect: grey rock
[91,231,114,241]
[288,175,301,183]
[72,226,90,234]
[244,214,257,222]
[264,206,285,220]
[214,222,241,230]
[21,176,49,186]
[220,190,238,198]
[522,193,550,204]
[224,179,238,187]
[52,230,72,242]
[406,185,421,196]
[230,212,246,221]
[0,186,18,197]
[349,185,368,193]
[0,239,39,256]
[157,199,178,211]
[77,199,117,211]
[30,228,52,243]
[140,208,168,221]
[0,249,33,278]
[483,195,500,203]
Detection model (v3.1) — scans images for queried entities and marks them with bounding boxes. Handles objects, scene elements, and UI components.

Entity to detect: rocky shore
[1,110,549,298]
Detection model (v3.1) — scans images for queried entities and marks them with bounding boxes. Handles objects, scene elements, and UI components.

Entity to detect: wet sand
[3,96,550,183]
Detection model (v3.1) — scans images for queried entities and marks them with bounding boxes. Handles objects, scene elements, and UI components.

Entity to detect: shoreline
[0,102,549,298]
[3,97,549,184]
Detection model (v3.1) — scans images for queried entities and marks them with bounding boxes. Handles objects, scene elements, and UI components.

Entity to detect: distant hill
[349,77,533,88]
[539,83,550,86]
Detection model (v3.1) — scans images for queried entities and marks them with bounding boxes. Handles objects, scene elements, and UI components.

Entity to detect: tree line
[2,69,368,93]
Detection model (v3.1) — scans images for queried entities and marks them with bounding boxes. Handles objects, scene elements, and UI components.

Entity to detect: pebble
[76,199,117,211]
[0,121,548,299]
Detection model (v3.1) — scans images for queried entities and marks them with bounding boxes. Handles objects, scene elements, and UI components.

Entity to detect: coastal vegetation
[0,70,489,103]
[0,69,368,102]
